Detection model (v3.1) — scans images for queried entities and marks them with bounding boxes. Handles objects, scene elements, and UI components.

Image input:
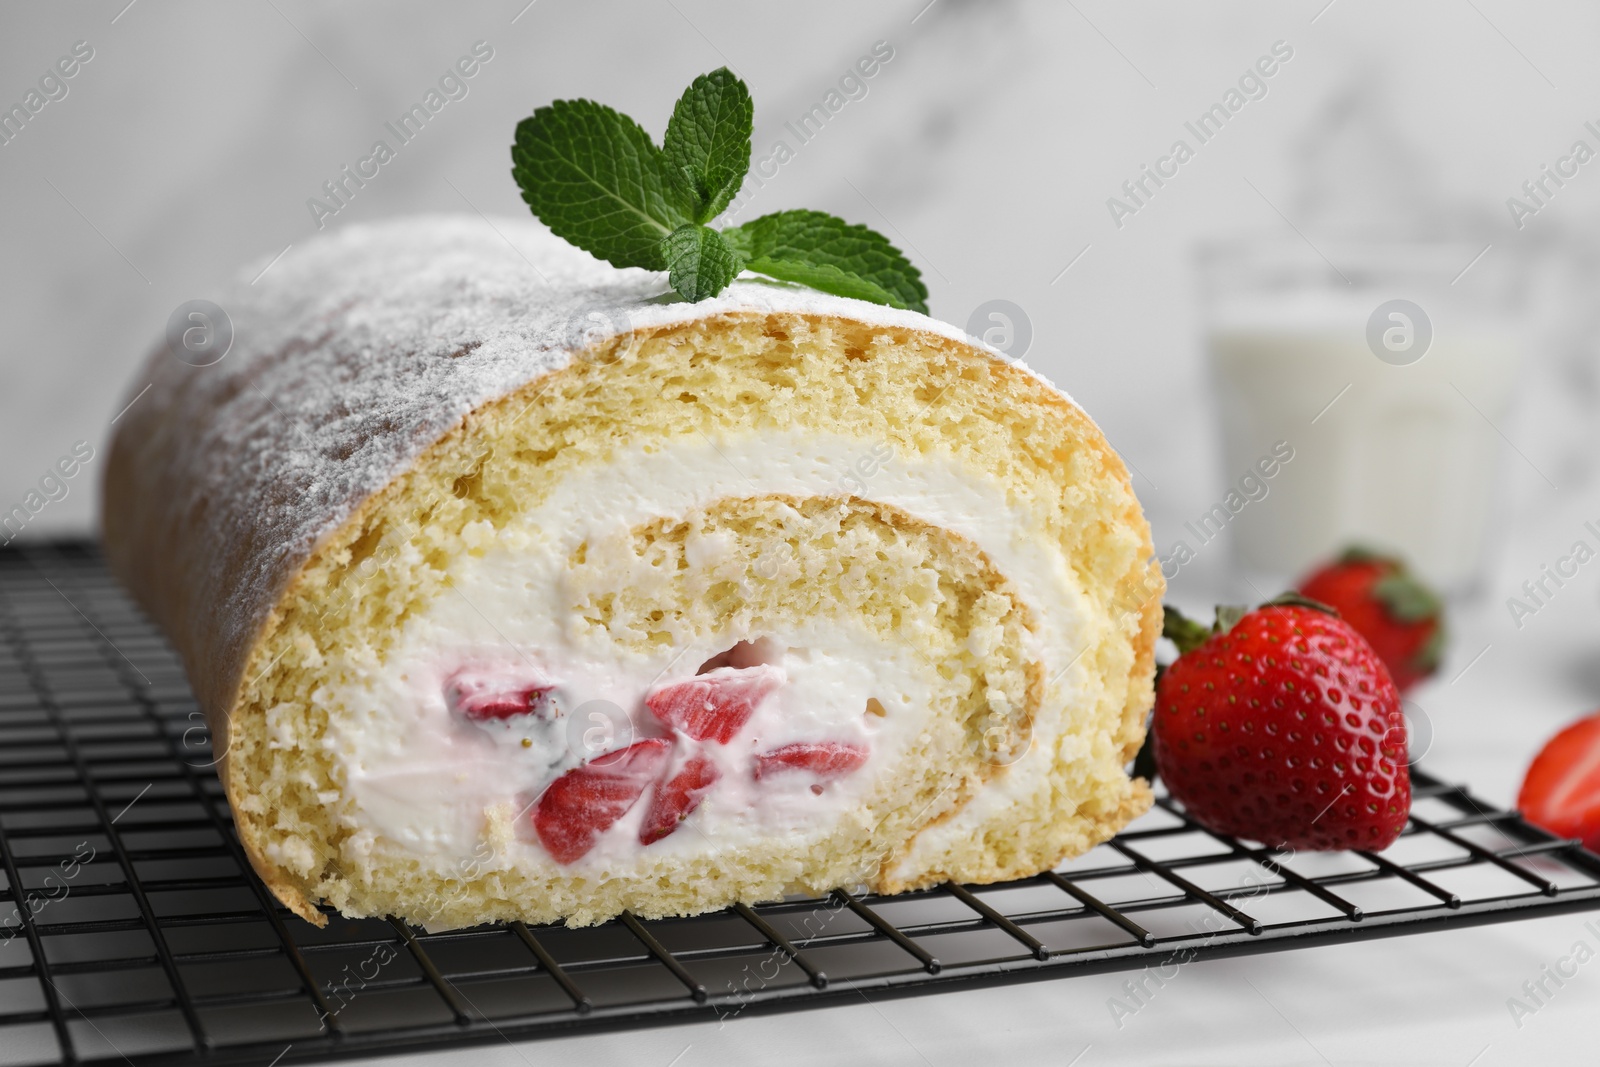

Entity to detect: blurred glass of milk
[1201,242,1521,595]
[1197,79,1523,595]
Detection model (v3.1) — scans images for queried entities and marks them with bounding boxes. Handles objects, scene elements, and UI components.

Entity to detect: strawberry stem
[1373,572,1442,623]
[1162,605,1213,655]
[1164,594,1337,655]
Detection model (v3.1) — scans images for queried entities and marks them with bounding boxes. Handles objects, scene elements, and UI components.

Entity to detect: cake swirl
[102,216,1161,928]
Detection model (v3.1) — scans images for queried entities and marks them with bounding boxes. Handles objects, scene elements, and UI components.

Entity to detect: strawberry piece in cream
[645,664,784,744]
[639,754,721,844]
[447,667,557,721]
[534,738,670,863]
[754,741,870,781]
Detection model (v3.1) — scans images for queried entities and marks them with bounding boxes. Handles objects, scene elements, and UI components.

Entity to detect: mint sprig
[511,68,928,313]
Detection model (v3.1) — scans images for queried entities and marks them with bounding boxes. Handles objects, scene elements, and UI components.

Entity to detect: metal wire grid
[1,541,1598,1067]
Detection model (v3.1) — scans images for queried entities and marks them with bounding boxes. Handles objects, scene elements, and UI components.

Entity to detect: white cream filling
[319,432,1098,872]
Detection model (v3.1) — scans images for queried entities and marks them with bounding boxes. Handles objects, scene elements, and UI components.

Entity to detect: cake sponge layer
[101,217,1161,929]
[225,311,1156,926]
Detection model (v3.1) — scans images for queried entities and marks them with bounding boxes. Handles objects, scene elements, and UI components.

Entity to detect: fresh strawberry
[1152,598,1411,851]
[646,665,784,744]
[447,668,556,721]
[1297,547,1445,692]
[534,739,670,863]
[639,754,721,844]
[1518,713,1600,851]
[753,741,869,781]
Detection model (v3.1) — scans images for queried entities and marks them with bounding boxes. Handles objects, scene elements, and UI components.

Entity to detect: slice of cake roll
[102,216,1161,928]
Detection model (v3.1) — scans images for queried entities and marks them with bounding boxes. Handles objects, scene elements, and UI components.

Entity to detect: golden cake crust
[102,217,1160,926]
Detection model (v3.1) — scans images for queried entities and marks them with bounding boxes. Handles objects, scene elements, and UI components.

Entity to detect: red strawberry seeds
[1152,602,1411,851]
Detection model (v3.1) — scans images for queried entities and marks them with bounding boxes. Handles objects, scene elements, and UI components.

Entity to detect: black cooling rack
[3,541,1599,1067]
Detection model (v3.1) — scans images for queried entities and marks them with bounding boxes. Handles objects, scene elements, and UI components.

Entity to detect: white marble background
[4,2,1600,1064]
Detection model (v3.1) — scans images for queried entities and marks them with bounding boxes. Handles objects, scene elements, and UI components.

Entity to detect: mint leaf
[512,99,691,270]
[511,74,932,313]
[722,210,928,314]
[662,224,745,302]
[662,67,752,223]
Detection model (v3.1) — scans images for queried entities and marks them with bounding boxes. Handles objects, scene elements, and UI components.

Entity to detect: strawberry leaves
[512,68,926,310]
[1161,605,1216,655]
[1163,594,1338,657]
